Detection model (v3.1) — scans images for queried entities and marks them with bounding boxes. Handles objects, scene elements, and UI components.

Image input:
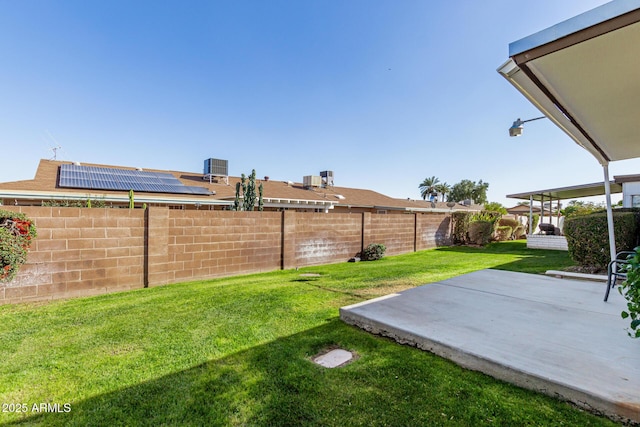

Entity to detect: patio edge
[339,306,637,425]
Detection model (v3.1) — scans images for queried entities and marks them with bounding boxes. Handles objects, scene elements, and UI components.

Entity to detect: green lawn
[0,241,616,426]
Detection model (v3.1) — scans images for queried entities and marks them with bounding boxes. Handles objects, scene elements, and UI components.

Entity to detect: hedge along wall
[564,210,640,269]
[0,207,452,304]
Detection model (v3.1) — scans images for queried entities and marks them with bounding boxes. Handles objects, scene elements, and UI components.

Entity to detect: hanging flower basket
[0,210,37,282]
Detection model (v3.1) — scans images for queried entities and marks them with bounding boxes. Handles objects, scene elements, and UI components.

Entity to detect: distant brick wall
[0,208,452,304]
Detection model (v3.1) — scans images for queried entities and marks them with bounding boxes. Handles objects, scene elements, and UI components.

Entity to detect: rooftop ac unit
[320,170,334,186]
[303,175,322,188]
[204,158,228,176]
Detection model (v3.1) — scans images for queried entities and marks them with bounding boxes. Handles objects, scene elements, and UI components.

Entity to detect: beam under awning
[507,181,622,202]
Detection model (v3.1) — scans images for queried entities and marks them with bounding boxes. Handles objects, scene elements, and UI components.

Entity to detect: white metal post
[603,164,617,262]
[540,195,544,229]
[529,195,533,234]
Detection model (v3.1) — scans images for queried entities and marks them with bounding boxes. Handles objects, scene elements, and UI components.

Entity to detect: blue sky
[1,0,634,206]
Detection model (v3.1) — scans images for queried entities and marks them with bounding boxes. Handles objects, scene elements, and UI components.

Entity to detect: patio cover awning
[498,0,640,263]
[506,205,541,215]
[498,0,640,165]
[507,181,622,202]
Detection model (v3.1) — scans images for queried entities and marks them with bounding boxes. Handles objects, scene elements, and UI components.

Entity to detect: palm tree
[434,182,451,202]
[419,176,440,200]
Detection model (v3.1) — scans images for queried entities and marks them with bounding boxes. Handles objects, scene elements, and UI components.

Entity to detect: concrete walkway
[340,269,640,424]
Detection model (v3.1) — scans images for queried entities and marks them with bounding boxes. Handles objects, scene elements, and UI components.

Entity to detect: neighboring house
[615,174,640,208]
[0,159,481,214]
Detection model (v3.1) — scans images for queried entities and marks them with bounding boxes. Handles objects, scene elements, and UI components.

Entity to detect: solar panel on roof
[58,164,212,195]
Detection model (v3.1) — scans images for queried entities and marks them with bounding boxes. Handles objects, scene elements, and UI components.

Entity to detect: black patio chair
[604,251,635,302]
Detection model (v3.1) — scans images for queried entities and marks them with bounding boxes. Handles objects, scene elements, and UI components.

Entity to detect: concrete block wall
[163,210,282,283]
[2,207,145,304]
[287,212,362,268]
[417,213,452,250]
[368,214,415,255]
[1,208,452,304]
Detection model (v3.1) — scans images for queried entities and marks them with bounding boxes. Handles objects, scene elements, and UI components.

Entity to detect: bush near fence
[564,210,640,269]
[468,220,493,245]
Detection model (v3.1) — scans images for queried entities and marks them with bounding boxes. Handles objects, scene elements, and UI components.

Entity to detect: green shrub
[619,248,640,338]
[468,221,493,245]
[498,218,519,228]
[483,202,507,215]
[41,199,84,207]
[494,226,513,241]
[0,210,37,282]
[452,212,473,244]
[564,211,638,269]
[362,243,386,261]
[472,211,501,226]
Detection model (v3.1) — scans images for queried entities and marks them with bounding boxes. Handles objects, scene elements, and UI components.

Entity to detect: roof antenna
[44,130,64,160]
[50,145,62,160]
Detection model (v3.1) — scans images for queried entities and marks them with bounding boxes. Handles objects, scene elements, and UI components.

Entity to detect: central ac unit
[303,175,322,188]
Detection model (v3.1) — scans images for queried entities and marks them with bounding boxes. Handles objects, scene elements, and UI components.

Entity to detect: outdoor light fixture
[509,116,546,137]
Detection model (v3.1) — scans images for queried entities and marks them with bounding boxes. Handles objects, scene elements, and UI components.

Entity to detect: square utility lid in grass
[312,348,354,368]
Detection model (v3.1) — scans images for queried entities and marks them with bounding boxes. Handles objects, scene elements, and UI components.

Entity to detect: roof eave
[509,0,640,57]
[0,190,233,206]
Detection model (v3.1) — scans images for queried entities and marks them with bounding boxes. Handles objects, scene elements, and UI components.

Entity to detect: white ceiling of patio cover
[524,20,640,162]
[499,2,640,165]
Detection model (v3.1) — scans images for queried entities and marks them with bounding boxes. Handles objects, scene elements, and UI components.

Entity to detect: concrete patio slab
[340,269,640,424]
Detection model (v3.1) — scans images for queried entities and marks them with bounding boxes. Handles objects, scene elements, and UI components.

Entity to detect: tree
[560,200,604,218]
[419,176,440,201]
[449,179,475,203]
[484,201,507,215]
[434,182,451,203]
[448,179,490,204]
[471,180,490,205]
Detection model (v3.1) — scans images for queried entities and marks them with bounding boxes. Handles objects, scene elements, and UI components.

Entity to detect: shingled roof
[0,159,481,213]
